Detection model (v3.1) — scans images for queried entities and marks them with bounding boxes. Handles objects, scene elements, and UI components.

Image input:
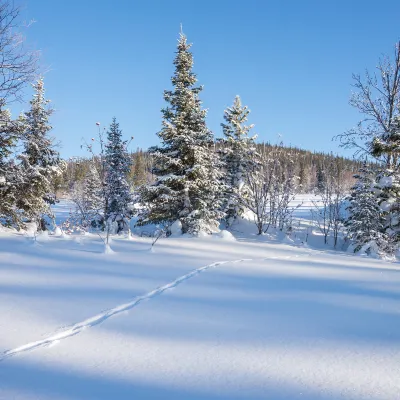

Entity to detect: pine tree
[316,161,326,193]
[0,109,23,226]
[370,116,400,247]
[346,163,387,255]
[138,32,223,235]
[17,78,63,230]
[298,157,309,193]
[84,164,104,216]
[66,163,104,233]
[371,116,400,168]
[219,95,257,227]
[375,169,400,242]
[104,117,132,233]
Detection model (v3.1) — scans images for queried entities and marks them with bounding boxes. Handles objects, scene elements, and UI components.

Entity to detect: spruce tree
[138,32,222,235]
[219,95,257,227]
[104,117,132,232]
[298,157,309,193]
[371,116,400,245]
[375,169,400,242]
[17,78,63,230]
[67,163,104,232]
[346,163,387,255]
[84,164,103,216]
[316,161,326,193]
[371,116,400,168]
[0,109,23,226]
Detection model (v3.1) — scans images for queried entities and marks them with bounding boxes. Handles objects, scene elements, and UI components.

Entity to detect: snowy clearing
[0,202,400,399]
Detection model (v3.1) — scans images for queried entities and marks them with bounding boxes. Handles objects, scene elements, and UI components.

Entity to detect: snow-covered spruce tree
[219,95,257,227]
[17,78,63,230]
[138,32,223,235]
[371,116,400,248]
[65,162,104,233]
[0,109,24,226]
[104,117,132,234]
[375,168,400,245]
[346,163,387,255]
[84,164,104,220]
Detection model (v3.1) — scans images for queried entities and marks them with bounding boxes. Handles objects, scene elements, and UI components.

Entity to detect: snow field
[0,201,400,399]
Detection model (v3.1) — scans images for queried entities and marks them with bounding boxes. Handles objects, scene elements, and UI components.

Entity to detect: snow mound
[215,230,236,241]
[54,226,63,236]
[23,222,38,237]
[36,231,50,242]
[196,230,209,238]
[169,220,182,237]
[103,244,115,254]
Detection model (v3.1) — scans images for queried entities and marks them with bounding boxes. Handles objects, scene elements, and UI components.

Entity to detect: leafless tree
[238,146,300,235]
[311,160,350,247]
[336,41,400,167]
[0,0,38,107]
[239,161,272,235]
[266,152,300,233]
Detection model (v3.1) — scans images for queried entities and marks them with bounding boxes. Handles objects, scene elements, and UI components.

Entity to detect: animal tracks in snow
[0,260,234,361]
[0,252,311,362]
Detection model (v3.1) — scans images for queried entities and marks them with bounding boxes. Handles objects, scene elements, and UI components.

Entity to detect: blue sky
[16,0,400,158]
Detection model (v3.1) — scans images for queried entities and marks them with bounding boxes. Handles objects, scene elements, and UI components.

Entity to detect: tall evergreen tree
[17,78,63,230]
[138,32,222,235]
[219,95,257,227]
[0,109,23,226]
[346,163,387,255]
[298,157,309,192]
[316,161,326,193]
[104,117,132,232]
[66,162,104,233]
[84,164,104,216]
[371,116,400,245]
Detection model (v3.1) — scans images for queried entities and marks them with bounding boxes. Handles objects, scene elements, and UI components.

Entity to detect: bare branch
[336,41,400,166]
[0,1,39,107]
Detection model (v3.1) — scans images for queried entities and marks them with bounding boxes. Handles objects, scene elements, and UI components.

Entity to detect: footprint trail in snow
[0,259,236,361]
[0,252,307,362]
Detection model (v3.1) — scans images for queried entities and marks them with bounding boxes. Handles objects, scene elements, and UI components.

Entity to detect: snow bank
[214,230,236,241]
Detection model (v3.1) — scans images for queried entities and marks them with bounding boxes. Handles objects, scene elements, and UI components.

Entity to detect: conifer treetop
[21,77,58,168]
[222,95,256,141]
[161,32,208,140]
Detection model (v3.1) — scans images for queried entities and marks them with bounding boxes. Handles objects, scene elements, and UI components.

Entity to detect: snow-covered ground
[1,200,400,399]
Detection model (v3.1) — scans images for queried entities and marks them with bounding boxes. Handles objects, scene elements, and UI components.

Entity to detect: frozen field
[0,200,399,399]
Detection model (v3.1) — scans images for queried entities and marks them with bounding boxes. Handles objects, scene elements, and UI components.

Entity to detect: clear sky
[15,0,400,159]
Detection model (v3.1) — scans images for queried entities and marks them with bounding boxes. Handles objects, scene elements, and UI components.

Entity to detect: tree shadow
[0,357,359,400]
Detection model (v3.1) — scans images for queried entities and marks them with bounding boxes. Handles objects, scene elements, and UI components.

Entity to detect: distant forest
[55,143,364,197]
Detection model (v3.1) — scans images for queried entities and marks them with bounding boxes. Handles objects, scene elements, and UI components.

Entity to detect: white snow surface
[0,200,400,399]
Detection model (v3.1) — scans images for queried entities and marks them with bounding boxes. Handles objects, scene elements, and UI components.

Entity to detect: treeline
[56,144,362,197]
[56,149,153,196]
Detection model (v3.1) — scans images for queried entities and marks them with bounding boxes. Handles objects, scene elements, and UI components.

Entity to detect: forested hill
[55,143,363,197]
